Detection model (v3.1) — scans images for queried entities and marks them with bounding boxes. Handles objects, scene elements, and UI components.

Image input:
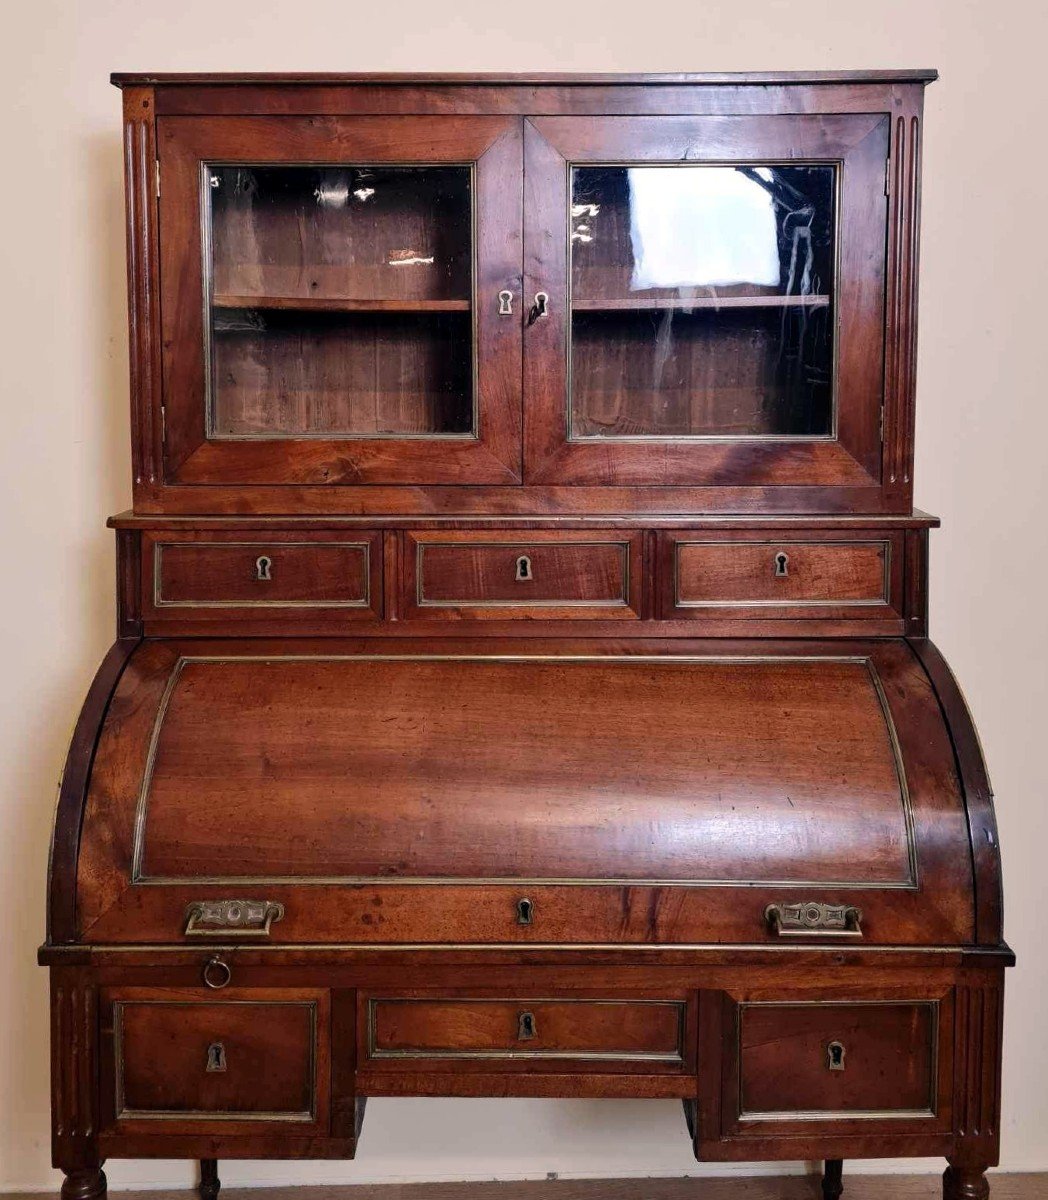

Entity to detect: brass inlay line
[415,539,631,609]
[153,540,372,609]
[366,996,686,1064]
[129,653,916,892]
[736,999,939,1122]
[113,999,318,1123]
[672,539,893,610]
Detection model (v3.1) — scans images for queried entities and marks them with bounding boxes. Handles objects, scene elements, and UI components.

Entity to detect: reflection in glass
[570,164,836,439]
[206,165,474,439]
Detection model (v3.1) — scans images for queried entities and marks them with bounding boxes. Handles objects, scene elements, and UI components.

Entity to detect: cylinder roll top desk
[41,70,1012,1200]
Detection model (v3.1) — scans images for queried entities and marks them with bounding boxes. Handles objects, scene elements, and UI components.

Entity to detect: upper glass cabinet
[157,115,522,485]
[523,115,890,489]
[206,164,475,440]
[568,163,836,440]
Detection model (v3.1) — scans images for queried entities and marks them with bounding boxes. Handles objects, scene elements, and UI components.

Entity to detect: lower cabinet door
[719,990,953,1138]
[101,988,329,1134]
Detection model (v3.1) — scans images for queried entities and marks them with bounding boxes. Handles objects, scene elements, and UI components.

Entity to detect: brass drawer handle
[765,902,863,938]
[184,899,285,938]
[202,956,232,990]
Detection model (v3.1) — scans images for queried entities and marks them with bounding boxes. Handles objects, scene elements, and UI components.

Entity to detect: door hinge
[155,159,161,199]
[884,156,891,197]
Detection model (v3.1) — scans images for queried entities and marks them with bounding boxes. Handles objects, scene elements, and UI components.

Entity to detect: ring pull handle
[527,291,549,325]
[202,956,232,990]
[497,289,513,316]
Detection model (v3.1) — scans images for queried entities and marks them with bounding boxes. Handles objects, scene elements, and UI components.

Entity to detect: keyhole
[515,555,533,582]
[497,289,513,316]
[255,555,273,581]
[206,1042,227,1073]
[516,897,534,925]
[774,551,790,578]
[827,1040,846,1072]
[518,1011,537,1040]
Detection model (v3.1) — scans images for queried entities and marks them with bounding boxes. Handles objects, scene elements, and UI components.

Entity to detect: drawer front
[664,534,901,620]
[736,1000,940,1121]
[143,531,382,623]
[110,994,321,1125]
[365,996,686,1068]
[404,531,643,619]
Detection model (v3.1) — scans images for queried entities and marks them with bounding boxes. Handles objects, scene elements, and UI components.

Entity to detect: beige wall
[1,0,1046,1189]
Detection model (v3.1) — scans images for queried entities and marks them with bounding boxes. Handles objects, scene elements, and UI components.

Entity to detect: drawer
[363,995,687,1069]
[403,531,643,620]
[662,533,901,620]
[107,990,326,1128]
[143,531,382,622]
[734,999,940,1122]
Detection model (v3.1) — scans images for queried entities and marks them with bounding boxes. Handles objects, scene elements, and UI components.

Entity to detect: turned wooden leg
[199,1159,220,1200]
[61,1169,107,1200]
[822,1159,844,1200]
[943,1158,990,1200]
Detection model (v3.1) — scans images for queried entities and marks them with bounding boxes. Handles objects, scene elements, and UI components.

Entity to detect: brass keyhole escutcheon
[255,555,273,582]
[518,1011,537,1040]
[827,1040,846,1071]
[497,289,513,316]
[516,897,534,925]
[206,1042,227,1073]
[515,555,533,582]
[774,551,790,578]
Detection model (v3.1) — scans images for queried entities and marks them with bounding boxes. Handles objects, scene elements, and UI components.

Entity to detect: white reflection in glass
[627,166,780,290]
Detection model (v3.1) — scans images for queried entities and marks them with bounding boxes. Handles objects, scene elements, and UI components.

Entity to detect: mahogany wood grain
[402,530,643,620]
[737,1000,937,1115]
[364,994,687,1070]
[663,532,902,621]
[71,637,975,947]
[141,530,383,626]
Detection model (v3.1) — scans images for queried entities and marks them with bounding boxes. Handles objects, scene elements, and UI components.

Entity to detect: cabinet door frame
[522,114,890,489]
[157,114,523,485]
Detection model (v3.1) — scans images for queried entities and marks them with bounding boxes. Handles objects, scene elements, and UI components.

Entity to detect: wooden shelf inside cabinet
[570,295,831,312]
[211,295,472,313]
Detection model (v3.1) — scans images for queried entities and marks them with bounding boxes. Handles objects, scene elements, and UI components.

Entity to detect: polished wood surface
[737,1000,937,1115]
[43,70,1010,1200]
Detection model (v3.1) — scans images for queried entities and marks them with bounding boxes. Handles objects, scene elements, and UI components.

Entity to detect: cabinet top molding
[110,69,939,88]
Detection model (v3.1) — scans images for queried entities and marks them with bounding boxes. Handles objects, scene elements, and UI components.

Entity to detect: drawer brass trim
[672,539,892,609]
[736,999,939,1121]
[112,999,318,1122]
[153,541,373,609]
[366,996,686,1063]
[415,539,632,609]
[129,653,915,891]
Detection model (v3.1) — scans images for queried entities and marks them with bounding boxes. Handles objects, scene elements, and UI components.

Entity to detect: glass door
[523,115,890,489]
[158,116,522,485]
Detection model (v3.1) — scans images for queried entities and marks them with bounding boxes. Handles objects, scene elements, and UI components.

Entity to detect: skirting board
[6,1175,1046,1200]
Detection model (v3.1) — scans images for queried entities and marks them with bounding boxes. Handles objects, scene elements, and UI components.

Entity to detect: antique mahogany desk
[42,71,1012,1200]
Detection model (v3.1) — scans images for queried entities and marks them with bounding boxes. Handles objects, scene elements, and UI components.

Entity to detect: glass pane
[206,165,473,439]
[569,164,836,439]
